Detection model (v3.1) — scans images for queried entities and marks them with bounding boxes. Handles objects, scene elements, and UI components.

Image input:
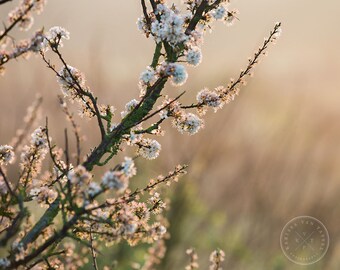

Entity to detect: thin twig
[89,225,99,270]
[181,23,282,109]
[0,3,34,42]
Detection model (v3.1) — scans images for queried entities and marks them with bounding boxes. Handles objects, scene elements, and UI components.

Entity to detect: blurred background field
[1,0,340,269]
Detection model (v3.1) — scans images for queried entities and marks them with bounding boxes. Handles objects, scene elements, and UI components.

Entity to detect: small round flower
[101,171,127,192]
[18,15,34,31]
[140,66,156,84]
[121,99,139,118]
[31,127,47,147]
[0,258,10,268]
[165,63,188,86]
[121,157,137,178]
[0,145,15,165]
[88,182,102,197]
[212,5,227,20]
[185,47,202,66]
[37,186,58,205]
[173,113,204,135]
[137,17,147,33]
[138,138,161,160]
[197,88,222,109]
[124,223,138,235]
[57,65,86,96]
[46,26,70,44]
[67,165,92,185]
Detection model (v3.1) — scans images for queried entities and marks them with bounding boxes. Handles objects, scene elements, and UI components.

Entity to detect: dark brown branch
[141,0,151,29]
[58,96,81,165]
[51,47,106,140]
[0,0,14,5]
[185,0,209,35]
[0,3,34,42]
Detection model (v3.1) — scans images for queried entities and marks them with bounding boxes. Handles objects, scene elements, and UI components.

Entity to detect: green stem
[151,43,162,68]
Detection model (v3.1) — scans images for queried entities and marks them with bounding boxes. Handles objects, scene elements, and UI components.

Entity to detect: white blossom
[121,99,139,118]
[185,47,202,66]
[140,66,156,84]
[67,165,92,185]
[46,26,70,47]
[0,145,15,165]
[211,5,227,20]
[165,63,188,86]
[121,157,137,178]
[138,138,161,160]
[57,65,86,96]
[101,171,127,192]
[173,113,204,135]
[197,88,223,110]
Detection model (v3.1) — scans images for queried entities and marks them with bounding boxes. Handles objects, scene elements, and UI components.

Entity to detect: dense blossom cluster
[100,157,136,193]
[0,145,15,165]
[19,127,48,185]
[138,138,162,160]
[136,0,238,88]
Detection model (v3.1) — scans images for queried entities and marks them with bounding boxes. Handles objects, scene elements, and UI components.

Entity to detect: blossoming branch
[0,0,281,269]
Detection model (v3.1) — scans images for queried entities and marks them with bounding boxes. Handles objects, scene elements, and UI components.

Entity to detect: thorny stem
[7,164,187,269]
[88,165,188,212]
[45,118,66,174]
[58,96,82,165]
[51,47,107,140]
[89,225,99,270]
[182,22,282,109]
[132,91,185,128]
[141,0,151,30]
[26,250,65,270]
[82,77,168,171]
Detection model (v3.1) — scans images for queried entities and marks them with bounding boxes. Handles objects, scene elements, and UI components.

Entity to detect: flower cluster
[0,145,15,165]
[45,26,70,48]
[101,157,137,192]
[68,165,92,185]
[0,0,49,75]
[137,1,239,89]
[173,112,204,135]
[20,127,48,185]
[121,99,139,118]
[138,138,162,160]
[185,248,199,270]
[209,249,225,270]
[158,96,204,135]
[7,0,46,32]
